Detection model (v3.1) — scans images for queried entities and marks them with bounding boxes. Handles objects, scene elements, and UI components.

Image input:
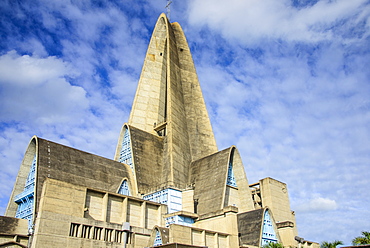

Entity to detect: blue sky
[0,0,369,244]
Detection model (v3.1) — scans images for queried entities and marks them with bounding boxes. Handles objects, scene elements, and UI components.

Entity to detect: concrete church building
[0,14,317,248]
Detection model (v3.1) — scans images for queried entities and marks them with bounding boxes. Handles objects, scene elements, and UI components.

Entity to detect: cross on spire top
[165,0,173,21]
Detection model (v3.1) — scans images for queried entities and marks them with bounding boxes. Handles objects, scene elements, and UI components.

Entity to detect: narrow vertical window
[81,225,92,239]
[118,180,130,196]
[15,155,37,230]
[194,199,198,214]
[104,228,113,242]
[261,210,278,246]
[226,160,237,187]
[93,227,103,240]
[115,230,123,243]
[119,128,134,172]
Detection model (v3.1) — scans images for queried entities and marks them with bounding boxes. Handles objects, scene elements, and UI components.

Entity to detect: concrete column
[141,201,146,228]
[215,233,219,248]
[158,204,164,226]
[202,230,206,246]
[122,197,128,222]
[102,193,108,221]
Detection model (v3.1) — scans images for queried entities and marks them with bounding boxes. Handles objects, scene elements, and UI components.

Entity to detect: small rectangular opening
[93,226,103,240]
[69,223,80,237]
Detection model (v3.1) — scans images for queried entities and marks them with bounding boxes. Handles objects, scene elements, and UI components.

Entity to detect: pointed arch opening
[153,228,163,246]
[223,146,255,212]
[117,179,131,196]
[226,149,237,188]
[14,153,36,230]
[118,127,134,172]
[261,209,279,246]
[224,148,239,208]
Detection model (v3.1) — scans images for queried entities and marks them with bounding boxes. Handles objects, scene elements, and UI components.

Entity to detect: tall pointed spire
[119,13,218,189]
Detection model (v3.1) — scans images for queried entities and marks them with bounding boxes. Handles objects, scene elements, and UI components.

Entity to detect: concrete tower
[114,13,218,192]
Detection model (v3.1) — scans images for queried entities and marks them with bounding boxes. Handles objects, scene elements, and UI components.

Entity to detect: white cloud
[190,14,370,241]
[0,51,72,85]
[188,0,369,43]
[296,197,338,212]
[0,51,88,124]
[19,38,48,57]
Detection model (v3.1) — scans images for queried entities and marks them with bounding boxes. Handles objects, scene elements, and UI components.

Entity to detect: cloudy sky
[0,0,369,244]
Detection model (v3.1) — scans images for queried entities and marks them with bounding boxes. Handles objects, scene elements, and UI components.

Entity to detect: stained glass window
[154,229,162,246]
[143,188,182,214]
[15,155,36,230]
[226,160,237,187]
[165,215,194,227]
[119,128,133,171]
[261,210,278,246]
[118,180,130,196]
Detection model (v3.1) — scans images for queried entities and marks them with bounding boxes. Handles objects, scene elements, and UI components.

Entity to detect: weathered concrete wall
[190,148,229,216]
[0,216,28,235]
[148,224,233,248]
[193,209,239,248]
[171,21,218,161]
[127,125,164,194]
[129,14,168,134]
[36,138,135,214]
[5,137,37,217]
[181,189,194,213]
[237,208,264,247]
[0,216,29,247]
[189,147,254,217]
[30,178,166,248]
[260,178,294,223]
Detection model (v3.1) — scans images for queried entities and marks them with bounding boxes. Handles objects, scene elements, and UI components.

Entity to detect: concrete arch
[259,207,282,246]
[114,124,138,196]
[148,226,169,247]
[6,136,38,219]
[114,123,133,163]
[117,177,132,196]
[222,146,255,212]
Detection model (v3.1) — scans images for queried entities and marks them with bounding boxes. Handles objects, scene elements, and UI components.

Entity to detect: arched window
[153,229,162,246]
[261,210,278,246]
[119,128,133,171]
[15,155,36,230]
[118,180,130,196]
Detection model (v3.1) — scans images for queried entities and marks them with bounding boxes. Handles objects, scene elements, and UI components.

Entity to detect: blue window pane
[261,210,278,246]
[15,155,36,230]
[226,161,237,187]
[118,180,130,196]
[154,229,162,246]
[143,188,182,214]
[119,128,134,172]
[165,215,194,227]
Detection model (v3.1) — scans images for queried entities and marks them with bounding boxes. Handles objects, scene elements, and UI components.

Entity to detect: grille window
[69,223,80,237]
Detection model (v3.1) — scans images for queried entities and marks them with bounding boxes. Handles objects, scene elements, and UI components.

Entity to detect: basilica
[0,13,318,248]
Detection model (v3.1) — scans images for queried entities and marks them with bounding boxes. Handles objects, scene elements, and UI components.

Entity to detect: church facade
[0,14,317,248]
